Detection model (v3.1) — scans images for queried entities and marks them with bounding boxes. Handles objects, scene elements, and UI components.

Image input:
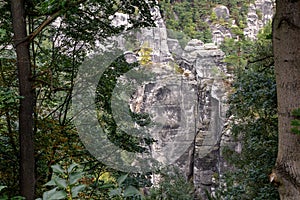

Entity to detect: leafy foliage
[215,23,279,199]
[108,173,144,199]
[0,0,157,197]
[37,163,86,200]
[145,167,194,200]
[0,0,281,199]
[159,0,253,43]
[160,0,212,43]
[0,186,24,200]
[95,55,152,152]
[0,41,20,195]
[83,168,152,200]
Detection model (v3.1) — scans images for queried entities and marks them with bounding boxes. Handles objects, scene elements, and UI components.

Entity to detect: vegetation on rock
[215,22,279,199]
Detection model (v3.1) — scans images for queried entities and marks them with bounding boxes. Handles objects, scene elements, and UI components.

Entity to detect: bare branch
[248,55,273,64]
[27,0,88,42]
[28,10,62,41]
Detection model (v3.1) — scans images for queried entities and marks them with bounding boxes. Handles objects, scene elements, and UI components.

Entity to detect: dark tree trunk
[10,0,35,199]
[273,0,300,199]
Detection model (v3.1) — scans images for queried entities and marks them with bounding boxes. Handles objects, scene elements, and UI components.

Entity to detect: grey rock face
[244,0,275,39]
[210,5,233,46]
[107,7,235,199]
[185,44,229,199]
[210,0,274,45]
[211,25,232,46]
[127,27,231,199]
[79,4,273,197]
[213,5,230,20]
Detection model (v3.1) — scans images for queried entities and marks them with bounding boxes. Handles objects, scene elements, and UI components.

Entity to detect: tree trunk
[10,0,35,199]
[273,0,300,199]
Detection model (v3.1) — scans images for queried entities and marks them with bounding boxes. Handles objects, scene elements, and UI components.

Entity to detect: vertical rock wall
[110,4,274,198]
[210,0,275,45]
[175,40,231,199]
[244,0,275,39]
[130,26,233,198]
[121,7,234,199]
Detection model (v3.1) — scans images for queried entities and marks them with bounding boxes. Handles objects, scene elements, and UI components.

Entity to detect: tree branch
[27,0,88,42]
[28,10,62,41]
[247,55,274,64]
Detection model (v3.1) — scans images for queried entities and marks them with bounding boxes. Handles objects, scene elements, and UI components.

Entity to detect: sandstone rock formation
[210,5,233,46]
[87,4,274,198]
[210,0,275,45]
[174,39,231,199]
[244,0,275,39]
[213,5,230,21]
[122,28,232,199]
[120,8,233,196]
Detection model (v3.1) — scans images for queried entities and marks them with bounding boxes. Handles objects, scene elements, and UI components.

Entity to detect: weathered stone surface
[167,38,183,57]
[244,0,275,40]
[213,5,230,20]
[116,9,233,199]
[210,5,233,46]
[141,4,274,198]
[126,25,231,200]
[211,25,232,46]
[210,1,275,45]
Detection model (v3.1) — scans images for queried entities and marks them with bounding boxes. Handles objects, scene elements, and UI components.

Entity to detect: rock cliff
[211,0,275,45]
[121,8,234,199]
[244,0,275,39]
[99,3,274,198]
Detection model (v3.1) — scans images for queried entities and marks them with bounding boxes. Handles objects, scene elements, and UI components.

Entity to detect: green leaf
[117,174,128,186]
[0,186,7,192]
[51,164,65,174]
[292,108,300,117]
[291,119,300,134]
[0,28,6,38]
[291,119,300,126]
[109,188,122,197]
[291,127,300,135]
[98,183,115,189]
[54,178,67,189]
[123,185,141,197]
[67,163,79,173]
[0,195,8,200]
[69,172,84,185]
[11,197,25,200]
[42,187,67,200]
[44,180,56,186]
[71,185,86,197]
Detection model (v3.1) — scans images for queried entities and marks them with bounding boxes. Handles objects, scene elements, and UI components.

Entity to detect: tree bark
[10,0,35,199]
[273,0,300,199]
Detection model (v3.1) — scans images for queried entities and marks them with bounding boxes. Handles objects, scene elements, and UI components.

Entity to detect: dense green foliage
[215,23,279,199]
[159,0,253,43]
[160,0,212,42]
[291,108,300,135]
[145,167,194,200]
[95,55,154,153]
[0,0,158,198]
[37,163,86,200]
